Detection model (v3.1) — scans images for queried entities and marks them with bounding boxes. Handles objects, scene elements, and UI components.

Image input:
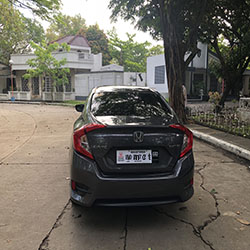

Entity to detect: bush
[208,91,221,106]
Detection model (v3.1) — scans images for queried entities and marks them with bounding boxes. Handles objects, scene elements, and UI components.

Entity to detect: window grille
[32,77,39,95]
[44,76,52,92]
[65,75,71,92]
[154,66,165,84]
[21,77,30,91]
[79,53,85,60]
[56,84,63,92]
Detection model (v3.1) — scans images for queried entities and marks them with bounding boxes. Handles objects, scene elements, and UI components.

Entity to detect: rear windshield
[91,91,174,118]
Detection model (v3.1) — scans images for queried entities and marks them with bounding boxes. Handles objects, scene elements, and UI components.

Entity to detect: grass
[192,116,250,139]
[63,100,85,106]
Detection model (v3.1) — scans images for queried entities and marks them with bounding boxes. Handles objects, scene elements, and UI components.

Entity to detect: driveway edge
[191,129,250,162]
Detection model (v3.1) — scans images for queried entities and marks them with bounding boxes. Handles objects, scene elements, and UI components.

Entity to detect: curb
[0,101,75,108]
[191,129,250,162]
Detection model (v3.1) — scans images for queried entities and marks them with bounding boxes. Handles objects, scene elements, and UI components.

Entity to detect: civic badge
[133,131,144,143]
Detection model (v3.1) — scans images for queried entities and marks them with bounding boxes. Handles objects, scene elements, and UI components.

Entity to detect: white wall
[147,54,168,96]
[147,43,209,97]
[92,53,102,71]
[185,42,208,69]
[75,71,146,99]
[123,72,146,86]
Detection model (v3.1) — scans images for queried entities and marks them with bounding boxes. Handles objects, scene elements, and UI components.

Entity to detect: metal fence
[188,106,250,138]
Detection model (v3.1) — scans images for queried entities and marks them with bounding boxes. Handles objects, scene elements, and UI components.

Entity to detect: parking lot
[0,103,250,250]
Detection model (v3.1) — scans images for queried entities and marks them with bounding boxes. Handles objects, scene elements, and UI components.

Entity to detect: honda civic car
[70,86,194,207]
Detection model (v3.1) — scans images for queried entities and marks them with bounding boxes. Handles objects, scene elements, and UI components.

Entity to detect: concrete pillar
[242,76,250,96]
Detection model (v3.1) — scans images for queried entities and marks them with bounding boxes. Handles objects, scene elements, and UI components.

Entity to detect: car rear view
[70,86,194,207]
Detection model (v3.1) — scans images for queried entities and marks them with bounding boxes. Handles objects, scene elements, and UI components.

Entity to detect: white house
[147,42,220,99]
[0,34,146,101]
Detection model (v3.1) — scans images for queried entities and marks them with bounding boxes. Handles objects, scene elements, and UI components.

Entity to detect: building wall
[147,43,211,99]
[123,72,146,86]
[186,43,208,69]
[146,54,168,97]
[75,71,146,99]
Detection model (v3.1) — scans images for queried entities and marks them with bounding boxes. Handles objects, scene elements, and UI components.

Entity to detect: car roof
[93,86,156,93]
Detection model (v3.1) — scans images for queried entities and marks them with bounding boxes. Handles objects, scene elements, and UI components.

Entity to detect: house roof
[51,35,90,48]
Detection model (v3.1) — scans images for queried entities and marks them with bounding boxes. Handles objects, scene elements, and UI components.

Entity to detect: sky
[53,0,162,45]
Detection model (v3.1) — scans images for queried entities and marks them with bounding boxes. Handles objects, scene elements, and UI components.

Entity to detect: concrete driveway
[0,103,249,250]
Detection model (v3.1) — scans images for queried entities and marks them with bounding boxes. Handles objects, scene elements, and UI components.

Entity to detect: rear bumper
[70,150,194,207]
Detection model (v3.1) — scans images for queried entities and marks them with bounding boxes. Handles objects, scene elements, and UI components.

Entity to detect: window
[79,53,85,60]
[56,84,63,92]
[32,77,39,95]
[154,66,165,84]
[65,75,71,92]
[21,77,30,91]
[91,90,173,120]
[44,76,52,92]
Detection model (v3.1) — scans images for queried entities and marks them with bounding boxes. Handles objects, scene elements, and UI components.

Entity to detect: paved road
[0,104,249,250]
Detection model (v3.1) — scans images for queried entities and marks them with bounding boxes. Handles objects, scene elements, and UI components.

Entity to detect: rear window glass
[91,91,174,118]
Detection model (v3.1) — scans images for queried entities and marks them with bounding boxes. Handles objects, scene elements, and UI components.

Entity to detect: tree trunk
[163,30,186,123]
[158,1,187,123]
[219,72,242,109]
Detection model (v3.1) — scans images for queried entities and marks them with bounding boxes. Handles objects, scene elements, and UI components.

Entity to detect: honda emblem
[133,131,144,143]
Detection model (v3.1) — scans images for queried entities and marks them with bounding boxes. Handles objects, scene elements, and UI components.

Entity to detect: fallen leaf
[223,211,236,217]
[210,188,218,194]
[236,218,250,226]
[236,211,241,215]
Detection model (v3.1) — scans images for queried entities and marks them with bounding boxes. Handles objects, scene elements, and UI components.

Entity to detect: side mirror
[75,104,85,112]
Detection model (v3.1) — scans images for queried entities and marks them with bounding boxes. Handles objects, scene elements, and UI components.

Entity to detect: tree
[24,41,70,100]
[108,29,162,72]
[109,0,210,122]
[0,0,44,64]
[86,24,112,65]
[8,0,61,19]
[148,45,164,57]
[206,0,250,109]
[46,13,87,42]
[46,14,111,65]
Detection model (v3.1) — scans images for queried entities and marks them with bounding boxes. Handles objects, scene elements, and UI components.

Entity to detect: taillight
[73,124,106,159]
[169,124,193,157]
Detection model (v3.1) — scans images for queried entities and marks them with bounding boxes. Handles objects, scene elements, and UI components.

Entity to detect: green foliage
[24,41,70,92]
[205,1,250,104]
[108,29,163,72]
[208,91,221,106]
[10,0,61,19]
[86,24,111,66]
[108,0,210,122]
[46,13,87,42]
[147,45,164,57]
[0,0,44,64]
[63,100,85,106]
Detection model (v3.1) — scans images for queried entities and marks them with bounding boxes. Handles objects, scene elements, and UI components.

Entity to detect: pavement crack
[0,109,37,163]
[123,208,128,250]
[196,164,221,232]
[152,207,215,250]
[38,199,70,250]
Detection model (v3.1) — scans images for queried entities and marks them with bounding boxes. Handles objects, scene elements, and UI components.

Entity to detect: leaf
[210,188,218,194]
[236,218,250,226]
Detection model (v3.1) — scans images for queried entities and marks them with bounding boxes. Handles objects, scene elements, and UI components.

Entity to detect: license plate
[116,150,152,164]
